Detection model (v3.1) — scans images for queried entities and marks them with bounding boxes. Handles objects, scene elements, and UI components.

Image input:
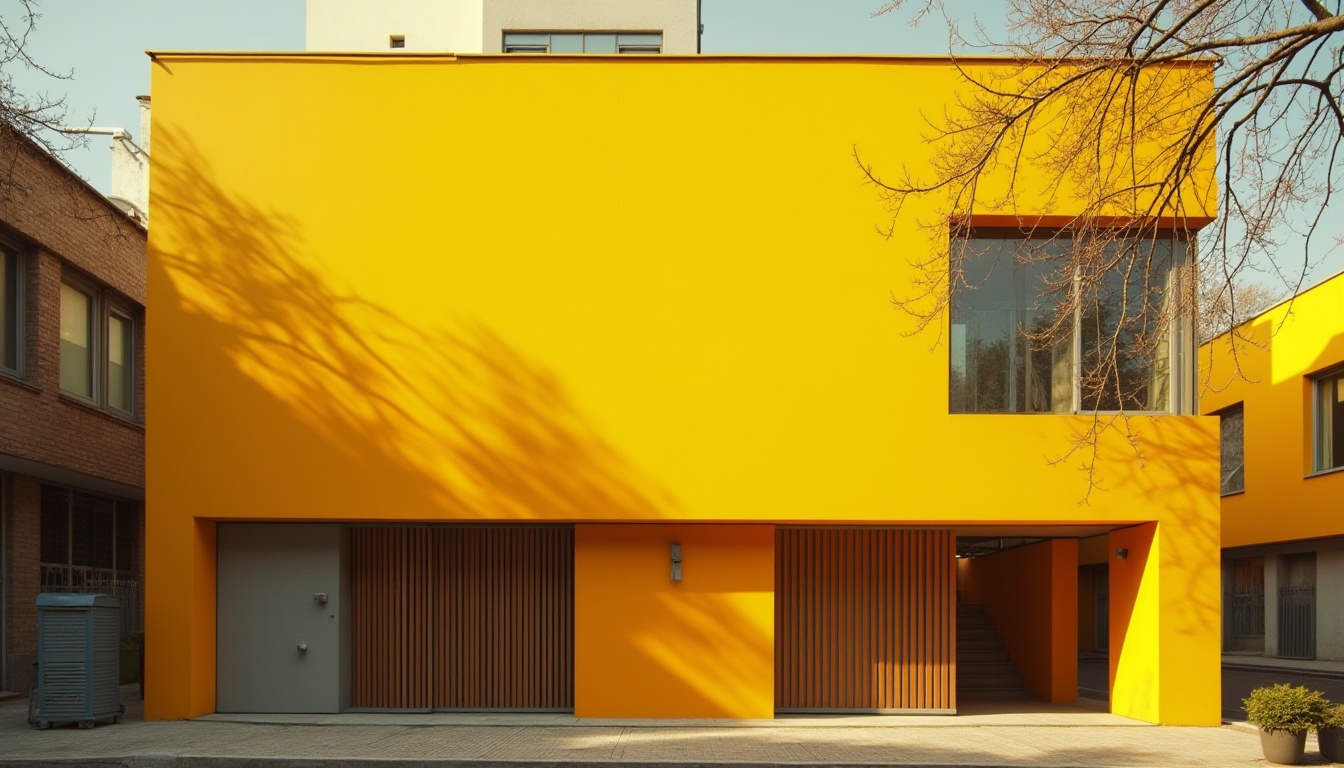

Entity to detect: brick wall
[1,125,147,692]
[0,126,146,490]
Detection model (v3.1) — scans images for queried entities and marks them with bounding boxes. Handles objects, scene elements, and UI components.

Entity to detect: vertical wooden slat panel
[349,525,573,711]
[776,528,954,712]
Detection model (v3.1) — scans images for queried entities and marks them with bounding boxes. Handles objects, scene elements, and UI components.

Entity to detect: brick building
[0,123,146,693]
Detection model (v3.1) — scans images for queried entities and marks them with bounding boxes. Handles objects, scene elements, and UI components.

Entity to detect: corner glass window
[1220,405,1244,494]
[1316,369,1344,472]
[950,230,1187,415]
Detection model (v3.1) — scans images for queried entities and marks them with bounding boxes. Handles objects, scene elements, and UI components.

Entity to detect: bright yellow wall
[1201,273,1344,548]
[966,539,1078,702]
[146,54,1221,721]
[574,524,774,718]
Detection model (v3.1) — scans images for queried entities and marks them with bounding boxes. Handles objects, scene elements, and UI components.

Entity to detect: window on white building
[503,32,662,54]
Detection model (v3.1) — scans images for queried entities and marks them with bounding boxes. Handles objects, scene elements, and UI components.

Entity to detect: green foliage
[120,632,143,650]
[1324,704,1344,730]
[1242,684,1331,733]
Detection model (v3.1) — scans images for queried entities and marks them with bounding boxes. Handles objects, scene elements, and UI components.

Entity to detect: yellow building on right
[1201,270,1344,661]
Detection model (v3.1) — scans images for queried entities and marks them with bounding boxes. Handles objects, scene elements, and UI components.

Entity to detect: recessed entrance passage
[350,525,573,710]
[775,528,956,713]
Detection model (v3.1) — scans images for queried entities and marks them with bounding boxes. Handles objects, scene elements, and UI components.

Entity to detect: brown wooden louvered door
[776,528,956,713]
[350,526,573,710]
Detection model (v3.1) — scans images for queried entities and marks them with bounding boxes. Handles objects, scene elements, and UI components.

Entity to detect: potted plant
[1320,703,1344,763]
[1243,683,1330,765]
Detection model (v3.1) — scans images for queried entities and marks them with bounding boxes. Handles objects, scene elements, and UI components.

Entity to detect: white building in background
[62,96,151,225]
[306,0,701,54]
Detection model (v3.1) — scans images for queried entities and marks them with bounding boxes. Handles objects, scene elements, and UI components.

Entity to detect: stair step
[957,627,1001,640]
[958,674,1025,688]
[959,687,1031,700]
[957,638,1006,650]
[958,650,1010,663]
[958,662,1018,676]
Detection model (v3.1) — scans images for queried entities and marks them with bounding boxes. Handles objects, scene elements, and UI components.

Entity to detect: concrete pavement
[0,686,1327,768]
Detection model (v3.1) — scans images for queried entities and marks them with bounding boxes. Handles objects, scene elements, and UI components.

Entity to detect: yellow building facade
[147,53,1221,723]
[1202,271,1344,661]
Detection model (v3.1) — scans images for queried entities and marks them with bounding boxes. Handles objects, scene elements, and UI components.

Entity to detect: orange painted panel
[574,524,774,719]
[777,529,955,711]
[964,539,1078,702]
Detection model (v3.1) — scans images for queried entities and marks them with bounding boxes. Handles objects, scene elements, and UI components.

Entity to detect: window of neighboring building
[60,275,139,417]
[60,281,94,397]
[40,484,141,636]
[949,230,1188,414]
[1220,404,1244,494]
[503,32,662,54]
[1,244,19,374]
[1315,367,1344,473]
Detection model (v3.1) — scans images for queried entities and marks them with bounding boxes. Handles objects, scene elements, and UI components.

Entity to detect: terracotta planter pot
[1320,725,1344,763]
[1259,729,1308,765]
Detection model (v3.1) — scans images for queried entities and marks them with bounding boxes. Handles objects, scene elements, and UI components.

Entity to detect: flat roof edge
[145,50,1217,66]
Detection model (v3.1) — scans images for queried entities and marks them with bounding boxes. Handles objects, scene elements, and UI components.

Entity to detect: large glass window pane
[1220,406,1245,494]
[950,237,1071,413]
[1318,371,1344,472]
[550,34,583,53]
[1,248,16,371]
[60,283,93,397]
[108,313,132,412]
[1080,238,1176,412]
[583,34,616,53]
[72,492,115,570]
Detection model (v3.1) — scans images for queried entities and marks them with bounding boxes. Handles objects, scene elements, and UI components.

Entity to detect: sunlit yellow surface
[1201,272,1344,547]
[147,53,1220,723]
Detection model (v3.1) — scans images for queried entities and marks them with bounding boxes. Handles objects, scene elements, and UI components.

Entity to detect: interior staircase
[957,603,1030,700]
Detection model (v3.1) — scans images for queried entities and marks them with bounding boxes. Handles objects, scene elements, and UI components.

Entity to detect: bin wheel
[78,719,94,730]
[113,716,121,724]
[36,721,51,730]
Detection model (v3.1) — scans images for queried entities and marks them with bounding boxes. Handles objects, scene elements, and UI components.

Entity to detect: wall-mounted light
[671,542,682,582]
[1115,548,1129,560]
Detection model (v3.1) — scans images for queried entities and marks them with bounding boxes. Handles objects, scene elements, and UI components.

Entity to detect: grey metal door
[1278,554,1316,660]
[217,524,348,713]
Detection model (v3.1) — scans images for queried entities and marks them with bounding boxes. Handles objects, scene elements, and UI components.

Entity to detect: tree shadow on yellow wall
[151,127,679,522]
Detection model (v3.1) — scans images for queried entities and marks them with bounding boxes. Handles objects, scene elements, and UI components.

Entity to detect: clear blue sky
[11,0,1342,285]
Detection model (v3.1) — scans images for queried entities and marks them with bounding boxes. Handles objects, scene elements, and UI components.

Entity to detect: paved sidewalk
[0,687,1323,768]
[1222,654,1344,680]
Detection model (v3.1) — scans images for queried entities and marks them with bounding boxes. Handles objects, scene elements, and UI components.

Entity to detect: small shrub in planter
[1320,704,1344,764]
[1243,684,1331,766]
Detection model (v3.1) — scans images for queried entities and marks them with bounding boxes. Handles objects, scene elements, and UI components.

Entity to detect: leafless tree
[858,0,1342,492]
[1,0,82,159]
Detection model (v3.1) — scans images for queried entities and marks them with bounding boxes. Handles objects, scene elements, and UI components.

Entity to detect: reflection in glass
[60,283,92,397]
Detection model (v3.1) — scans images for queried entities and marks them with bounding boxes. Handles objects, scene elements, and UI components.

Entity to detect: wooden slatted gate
[776,528,956,713]
[350,526,573,710]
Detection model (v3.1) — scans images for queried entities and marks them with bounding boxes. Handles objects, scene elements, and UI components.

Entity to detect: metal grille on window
[39,485,141,638]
